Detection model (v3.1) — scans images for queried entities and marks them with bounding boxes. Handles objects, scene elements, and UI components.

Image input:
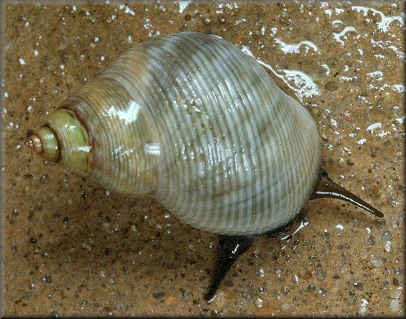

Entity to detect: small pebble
[316,269,327,281]
[302,270,312,280]
[353,281,363,290]
[307,284,316,293]
[152,291,165,299]
[322,230,330,240]
[370,254,385,268]
[367,235,376,246]
[39,174,49,184]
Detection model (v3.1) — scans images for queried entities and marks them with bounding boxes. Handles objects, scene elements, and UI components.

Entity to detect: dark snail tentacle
[205,235,258,303]
[310,167,384,218]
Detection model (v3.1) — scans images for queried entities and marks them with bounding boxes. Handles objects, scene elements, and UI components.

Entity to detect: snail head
[25,108,92,176]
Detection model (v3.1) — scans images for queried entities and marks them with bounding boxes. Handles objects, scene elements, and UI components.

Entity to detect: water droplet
[258,286,266,294]
[256,268,265,278]
[381,230,392,241]
[391,286,402,299]
[390,218,399,228]
[385,241,391,252]
[255,297,264,307]
[318,289,327,297]
[80,300,88,309]
[282,302,290,309]
[335,223,344,231]
[293,274,299,285]
[358,298,369,316]
[41,274,52,283]
[391,298,400,313]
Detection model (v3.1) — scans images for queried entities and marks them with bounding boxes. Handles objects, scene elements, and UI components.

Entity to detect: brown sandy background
[2,1,404,316]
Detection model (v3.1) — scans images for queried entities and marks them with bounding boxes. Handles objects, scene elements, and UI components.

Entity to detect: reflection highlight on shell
[26,32,383,301]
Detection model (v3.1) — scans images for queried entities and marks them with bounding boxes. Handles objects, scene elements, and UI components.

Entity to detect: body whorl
[34,32,322,235]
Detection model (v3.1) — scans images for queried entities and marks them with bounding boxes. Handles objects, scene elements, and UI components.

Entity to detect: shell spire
[25,108,92,176]
[25,127,60,162]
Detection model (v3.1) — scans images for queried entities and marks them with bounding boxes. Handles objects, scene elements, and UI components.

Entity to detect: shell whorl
[34,32,321,235]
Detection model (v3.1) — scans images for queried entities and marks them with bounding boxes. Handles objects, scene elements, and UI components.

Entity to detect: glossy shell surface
[53,32,321,235]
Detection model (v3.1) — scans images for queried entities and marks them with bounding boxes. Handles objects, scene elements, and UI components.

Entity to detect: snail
[26,32,383,301]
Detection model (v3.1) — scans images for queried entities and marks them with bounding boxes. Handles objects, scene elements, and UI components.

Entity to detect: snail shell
[27,32,322,235]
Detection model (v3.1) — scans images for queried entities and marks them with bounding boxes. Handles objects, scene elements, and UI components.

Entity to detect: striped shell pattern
[43,32,322,235]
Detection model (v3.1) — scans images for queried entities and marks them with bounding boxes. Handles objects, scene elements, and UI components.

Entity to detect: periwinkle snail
[26,32,383,301]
